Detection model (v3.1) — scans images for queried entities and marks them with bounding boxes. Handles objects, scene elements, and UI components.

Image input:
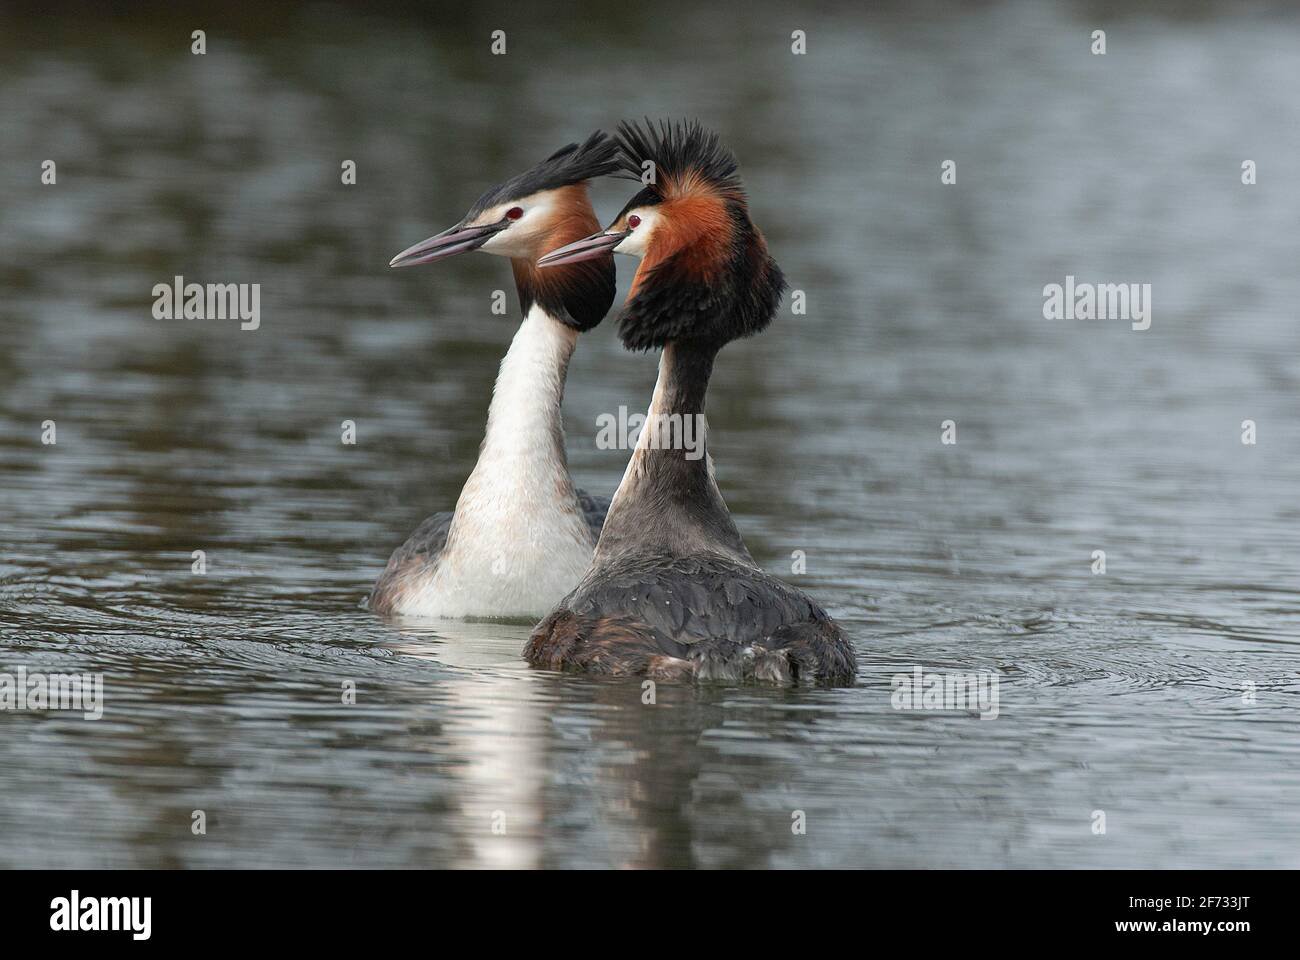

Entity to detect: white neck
[404,304,596,618]
[478,303,579,462]
[607,347,677,509]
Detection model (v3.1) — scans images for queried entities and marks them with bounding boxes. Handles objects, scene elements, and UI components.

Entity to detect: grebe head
[390,131,620,330]
[537,119,785,350]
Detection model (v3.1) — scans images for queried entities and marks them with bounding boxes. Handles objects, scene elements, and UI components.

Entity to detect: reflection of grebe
[369,133,619,619]
[381,623,544,869]
[526,121,856,685]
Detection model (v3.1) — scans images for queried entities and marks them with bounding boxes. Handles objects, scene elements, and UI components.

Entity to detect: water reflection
[2,0,1300,868]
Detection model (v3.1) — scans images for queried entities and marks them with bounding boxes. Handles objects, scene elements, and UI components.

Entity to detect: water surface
[2,1,1299,868]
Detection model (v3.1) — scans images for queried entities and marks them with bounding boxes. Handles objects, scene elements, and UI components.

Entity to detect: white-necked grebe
[369,132,619,618]
[523,120,857,685]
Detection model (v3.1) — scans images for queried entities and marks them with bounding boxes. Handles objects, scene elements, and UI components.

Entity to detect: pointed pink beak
[537,228,629,268]
[390,218,510,268]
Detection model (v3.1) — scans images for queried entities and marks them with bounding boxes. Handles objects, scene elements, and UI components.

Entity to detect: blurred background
[1,0,1299,868]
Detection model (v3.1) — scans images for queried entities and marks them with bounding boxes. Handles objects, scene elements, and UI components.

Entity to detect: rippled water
[2,1,1299,868]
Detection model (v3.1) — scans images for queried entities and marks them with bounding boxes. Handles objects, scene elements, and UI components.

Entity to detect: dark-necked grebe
[523,120,857,685]
[369,132,619,618]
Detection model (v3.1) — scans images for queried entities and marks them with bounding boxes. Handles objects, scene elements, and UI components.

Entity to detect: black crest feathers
[467,130,620,217]
[614,118,743,199]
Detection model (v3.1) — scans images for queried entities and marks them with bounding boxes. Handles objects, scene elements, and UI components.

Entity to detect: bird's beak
[389,218,510,268]
[537,229,629,268]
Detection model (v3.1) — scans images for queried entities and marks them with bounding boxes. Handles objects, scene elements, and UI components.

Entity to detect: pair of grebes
[369,121,855,686]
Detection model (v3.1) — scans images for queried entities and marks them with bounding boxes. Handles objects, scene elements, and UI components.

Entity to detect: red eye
[627,214,641,229]
[506,207,523,221]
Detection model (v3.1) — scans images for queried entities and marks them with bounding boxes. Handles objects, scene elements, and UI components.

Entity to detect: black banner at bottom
[0,869,1282,946]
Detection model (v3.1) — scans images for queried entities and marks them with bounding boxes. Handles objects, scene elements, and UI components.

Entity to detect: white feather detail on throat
[393,303,596,618]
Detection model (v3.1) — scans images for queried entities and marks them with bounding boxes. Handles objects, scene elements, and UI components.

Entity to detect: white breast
[392,304,596,619]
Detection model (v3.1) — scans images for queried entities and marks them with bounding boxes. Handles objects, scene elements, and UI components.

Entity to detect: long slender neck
[595,342,753,565]
[475,298,577,469]
[474,231,604,471]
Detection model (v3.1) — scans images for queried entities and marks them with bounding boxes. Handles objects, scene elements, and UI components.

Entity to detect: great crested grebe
[523,120,857,685]
[369,132,620,619]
